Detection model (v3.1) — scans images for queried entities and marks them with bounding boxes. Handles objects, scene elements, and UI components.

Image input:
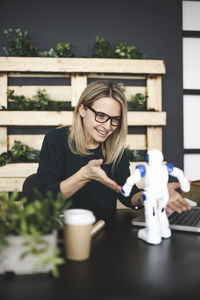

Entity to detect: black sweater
[37,127,140,210]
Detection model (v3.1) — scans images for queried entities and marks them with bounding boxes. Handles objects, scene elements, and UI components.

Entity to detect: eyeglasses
[86,105,121,127]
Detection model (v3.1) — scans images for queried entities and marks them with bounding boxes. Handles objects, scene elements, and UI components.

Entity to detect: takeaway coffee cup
[64,209,96,261]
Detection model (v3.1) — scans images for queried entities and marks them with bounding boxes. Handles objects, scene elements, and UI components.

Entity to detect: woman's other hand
[167,182,192,214]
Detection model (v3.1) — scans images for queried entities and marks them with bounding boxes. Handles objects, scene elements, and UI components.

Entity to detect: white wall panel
[183,1,200,182]
[184,95,200,148]
[183,38,200,89]
[183,1,200,30]
[184,154,200,180]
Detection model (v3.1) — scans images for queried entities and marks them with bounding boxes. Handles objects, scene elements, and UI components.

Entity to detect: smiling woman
[36,80,191,213]
[37,80,141,210]
[68,80,127,165]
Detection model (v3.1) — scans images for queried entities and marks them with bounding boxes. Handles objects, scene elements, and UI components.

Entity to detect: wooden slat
[147,127,162,151]
[0,162,142,179]
[8,73,70,78]
[128,112,166,126]
[0,73,8,107]
[0,160,148,193]
[0,127,8,154]
[126,134,146,150]
[0,57,166,74]
[0,178,25,192]
[88,74,146,80]
[71,74,87,106]
[0,73,8,153]
[8,134,45,150]
[0,111,73,126]
[0,111,166,126]
[8,133,146,151]
[146,75,162,111]
[0,163,38,177]
[0,162,145,194]
[10,86,71,101]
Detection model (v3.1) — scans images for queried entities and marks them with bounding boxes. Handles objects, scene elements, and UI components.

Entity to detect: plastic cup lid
[64,209,96,225]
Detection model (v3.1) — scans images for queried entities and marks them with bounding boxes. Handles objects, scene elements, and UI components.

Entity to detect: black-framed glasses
[86,105,121,127]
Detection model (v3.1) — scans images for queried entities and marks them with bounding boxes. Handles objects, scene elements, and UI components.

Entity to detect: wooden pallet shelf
[0,57,166,195]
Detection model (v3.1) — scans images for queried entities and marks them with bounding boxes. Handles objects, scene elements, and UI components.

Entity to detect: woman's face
[79,97,121,149]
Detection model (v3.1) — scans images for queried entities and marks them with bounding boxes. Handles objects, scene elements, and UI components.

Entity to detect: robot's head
[146,149,164,165]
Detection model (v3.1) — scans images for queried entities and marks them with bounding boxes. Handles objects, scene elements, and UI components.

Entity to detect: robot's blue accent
[121,188,125,195]
[145,153,149,163]
[166,163,174,173]
[142,193,146,201]
[136,165,146,177]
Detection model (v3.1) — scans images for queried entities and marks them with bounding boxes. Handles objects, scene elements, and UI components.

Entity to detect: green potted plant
[0,190,71,277]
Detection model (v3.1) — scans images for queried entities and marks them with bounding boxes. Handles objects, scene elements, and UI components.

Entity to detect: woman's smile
[95,127,109,138]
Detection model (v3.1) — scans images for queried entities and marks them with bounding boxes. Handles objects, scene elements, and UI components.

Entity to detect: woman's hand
[82,159,121,193]
[167,182,192,214]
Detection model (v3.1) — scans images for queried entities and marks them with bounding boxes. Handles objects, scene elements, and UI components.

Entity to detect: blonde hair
[68,80,127,166]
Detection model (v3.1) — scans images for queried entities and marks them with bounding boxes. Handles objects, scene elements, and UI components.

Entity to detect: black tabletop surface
[1,209,200,300]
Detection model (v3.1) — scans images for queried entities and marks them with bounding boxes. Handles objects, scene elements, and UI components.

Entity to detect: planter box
[0,230,57,275]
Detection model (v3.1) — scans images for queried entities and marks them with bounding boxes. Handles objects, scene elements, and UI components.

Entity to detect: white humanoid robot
[121,149,190,245]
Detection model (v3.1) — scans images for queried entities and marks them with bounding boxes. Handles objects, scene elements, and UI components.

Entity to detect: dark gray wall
[0,0,183,168]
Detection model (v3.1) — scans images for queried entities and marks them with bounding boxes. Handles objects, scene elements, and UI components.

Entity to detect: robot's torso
[143,165,169,197]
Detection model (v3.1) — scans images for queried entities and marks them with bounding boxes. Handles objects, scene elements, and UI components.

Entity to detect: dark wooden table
[1,209,200,300]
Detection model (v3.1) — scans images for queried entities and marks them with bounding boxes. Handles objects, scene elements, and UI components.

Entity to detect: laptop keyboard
[168,208,200,227]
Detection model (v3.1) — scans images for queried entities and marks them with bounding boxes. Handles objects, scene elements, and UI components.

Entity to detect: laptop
[131,198,200,233]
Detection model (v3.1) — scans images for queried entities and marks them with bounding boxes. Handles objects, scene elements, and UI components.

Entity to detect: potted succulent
[0,190,71,277]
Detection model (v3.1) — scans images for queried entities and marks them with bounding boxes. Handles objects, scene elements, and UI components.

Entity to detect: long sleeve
[37,128,68,196]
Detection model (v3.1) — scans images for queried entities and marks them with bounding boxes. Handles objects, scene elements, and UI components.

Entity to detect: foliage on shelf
[127,93,156,111]
[115,41,143,59]
[0,141,40,167]
[2,28,40,57]
[125,147,146,162]
[2,29,144,59]
[127,93,148,111]
[92,36,143,59]
[2,28,74,58]
[0,190,71,277]
[116,84,153,112]
[92,36,115,58]
[1,88,154,112]
[0,89,74,111]
[0,141,145,165]
[47,42,75,58]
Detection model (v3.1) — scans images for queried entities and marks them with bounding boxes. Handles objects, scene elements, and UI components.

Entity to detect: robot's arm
[166,163,190,192]
[121,165,146,197]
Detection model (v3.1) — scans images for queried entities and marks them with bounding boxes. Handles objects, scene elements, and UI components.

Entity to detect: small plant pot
[0,230,57,275]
